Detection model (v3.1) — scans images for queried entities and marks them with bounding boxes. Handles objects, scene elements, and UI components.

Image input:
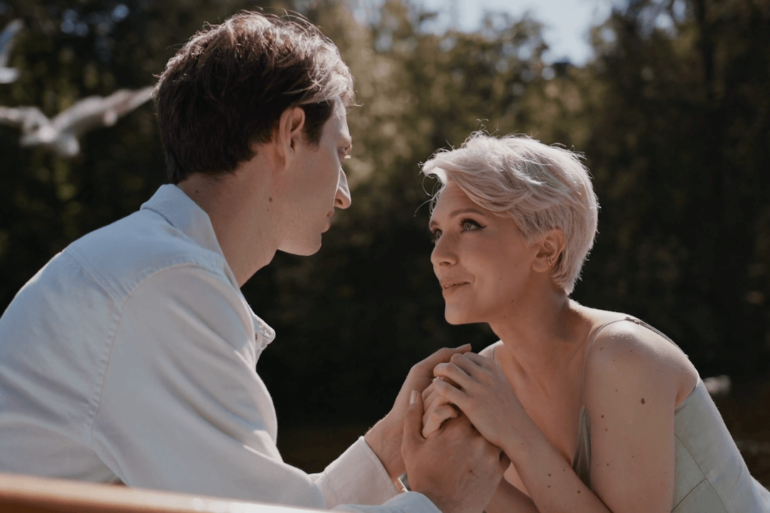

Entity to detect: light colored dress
[485,317,770,512]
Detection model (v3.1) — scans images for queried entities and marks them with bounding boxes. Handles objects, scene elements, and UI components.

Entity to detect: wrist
[500,419,546,468]
[365,416,404,479]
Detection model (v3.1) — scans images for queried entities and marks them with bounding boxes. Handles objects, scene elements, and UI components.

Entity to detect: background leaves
[1,0,768,478]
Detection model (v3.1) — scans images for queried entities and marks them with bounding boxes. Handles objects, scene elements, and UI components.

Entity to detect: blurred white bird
[0,87,154,158]
[703,375,731,398]
[0,19,24,84]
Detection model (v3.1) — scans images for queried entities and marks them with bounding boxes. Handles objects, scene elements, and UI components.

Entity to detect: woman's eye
[430,230,442,243]
[461,219,483,231]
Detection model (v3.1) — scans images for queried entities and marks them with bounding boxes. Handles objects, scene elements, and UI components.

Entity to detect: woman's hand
[431,352,531,452]
[421,381,460,438]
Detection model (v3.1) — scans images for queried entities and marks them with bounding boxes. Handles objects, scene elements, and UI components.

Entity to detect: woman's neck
[489,291,593,387]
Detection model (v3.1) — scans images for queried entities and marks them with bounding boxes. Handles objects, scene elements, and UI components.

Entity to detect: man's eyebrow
[428,207,488,229]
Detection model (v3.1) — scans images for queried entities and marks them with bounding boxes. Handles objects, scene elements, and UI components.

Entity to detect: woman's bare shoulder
[584,318,699,408]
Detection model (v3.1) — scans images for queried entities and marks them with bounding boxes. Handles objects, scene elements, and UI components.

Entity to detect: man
[0,12,506,513]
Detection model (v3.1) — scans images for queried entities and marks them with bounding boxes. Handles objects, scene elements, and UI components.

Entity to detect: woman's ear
[274,107,306,169]
[532,229,566,273]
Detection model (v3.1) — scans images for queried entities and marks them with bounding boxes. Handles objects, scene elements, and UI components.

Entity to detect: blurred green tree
[0,0,768,434]
[574,0,770,378]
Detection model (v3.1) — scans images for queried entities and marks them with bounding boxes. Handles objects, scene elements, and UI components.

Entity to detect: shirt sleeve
[88,264,438,513]
[312,437,400,507]
[312,437,440,513]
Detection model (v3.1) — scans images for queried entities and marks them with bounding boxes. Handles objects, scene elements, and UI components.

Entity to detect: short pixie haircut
[422,133,599,295]
[155,12,355,184]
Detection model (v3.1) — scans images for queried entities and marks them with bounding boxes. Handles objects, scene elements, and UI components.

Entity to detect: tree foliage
[1,0,769,432]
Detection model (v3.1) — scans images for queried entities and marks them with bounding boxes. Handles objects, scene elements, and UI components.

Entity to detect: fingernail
[410,390,417,405]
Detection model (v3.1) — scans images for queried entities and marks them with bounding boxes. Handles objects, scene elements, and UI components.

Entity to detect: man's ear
[532,229,566,273]
[275,107,306,169]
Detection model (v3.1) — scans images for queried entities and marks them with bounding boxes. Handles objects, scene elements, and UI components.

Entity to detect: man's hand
[364,345,471,480]
[402,391,508,513]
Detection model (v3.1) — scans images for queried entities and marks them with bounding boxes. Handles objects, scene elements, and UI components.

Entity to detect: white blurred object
[0,19,23,84]
[0,87,154,158]
[703,375,731,398]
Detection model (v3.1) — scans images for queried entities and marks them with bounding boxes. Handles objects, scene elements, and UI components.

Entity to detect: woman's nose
[430,233,457,267]
[335,169,352,209]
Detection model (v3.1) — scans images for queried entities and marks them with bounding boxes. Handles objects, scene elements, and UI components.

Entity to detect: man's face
[277,100,352,256]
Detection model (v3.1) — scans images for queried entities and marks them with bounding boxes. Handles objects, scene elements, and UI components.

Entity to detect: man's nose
[335,168,352,209]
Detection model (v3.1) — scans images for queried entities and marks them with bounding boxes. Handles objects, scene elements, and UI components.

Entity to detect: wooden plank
[0,473,323,513]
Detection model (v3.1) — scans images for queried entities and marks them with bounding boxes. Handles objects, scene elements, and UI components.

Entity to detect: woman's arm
[581,323,689,511]
[432,327,689,513]
[485,478,539,513]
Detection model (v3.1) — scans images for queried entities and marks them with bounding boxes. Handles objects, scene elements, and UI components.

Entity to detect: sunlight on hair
[422,132,599,294]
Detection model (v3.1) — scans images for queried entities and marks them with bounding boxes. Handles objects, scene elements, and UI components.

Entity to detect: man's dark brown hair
[154,12,355,184]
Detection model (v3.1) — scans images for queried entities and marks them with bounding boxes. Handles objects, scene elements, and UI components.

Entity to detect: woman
[419,133,769,512]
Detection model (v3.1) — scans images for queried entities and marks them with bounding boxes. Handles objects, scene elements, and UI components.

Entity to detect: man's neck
[178,162,278,287]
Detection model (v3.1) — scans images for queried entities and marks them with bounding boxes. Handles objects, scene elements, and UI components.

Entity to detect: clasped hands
[422,351,518,450]
[366,346,511,513]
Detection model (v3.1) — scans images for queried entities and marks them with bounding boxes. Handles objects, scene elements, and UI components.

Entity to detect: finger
[411,345,472,376]
[422,390,451,427]
[421,382,435,402]
[424,404,459,437]
[432,378,469,409]
[422,386,441,409]
[402,390,425,454]
[422,386,446,415]
[423,401,453,438]
[462,351,496,369]
[449,353,488,379]
[433,362,474,389]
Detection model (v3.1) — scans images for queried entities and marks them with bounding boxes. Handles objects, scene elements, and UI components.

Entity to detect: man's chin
[278,238,323,257]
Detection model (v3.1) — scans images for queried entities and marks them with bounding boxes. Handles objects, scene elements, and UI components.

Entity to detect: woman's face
[429,181,540,325]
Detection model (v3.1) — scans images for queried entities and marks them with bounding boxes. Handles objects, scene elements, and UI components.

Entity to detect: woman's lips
[441,282,468,296]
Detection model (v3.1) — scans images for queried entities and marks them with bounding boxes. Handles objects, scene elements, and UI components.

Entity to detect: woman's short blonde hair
[421,132,599,294]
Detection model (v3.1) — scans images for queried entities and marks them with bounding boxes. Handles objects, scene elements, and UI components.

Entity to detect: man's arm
[90,265,327,506]
[91,264,500,513]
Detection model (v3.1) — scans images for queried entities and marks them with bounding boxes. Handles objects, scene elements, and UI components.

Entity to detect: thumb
[402,390,425,454]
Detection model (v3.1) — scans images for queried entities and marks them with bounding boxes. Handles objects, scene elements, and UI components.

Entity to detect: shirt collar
[140,184,223,258]
[141,185,276,348]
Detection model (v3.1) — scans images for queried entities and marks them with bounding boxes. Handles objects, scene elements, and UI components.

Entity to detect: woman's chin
[444,307,475,325]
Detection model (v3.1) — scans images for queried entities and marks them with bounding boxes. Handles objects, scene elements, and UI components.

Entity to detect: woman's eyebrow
[448,207,488,219]
[429,207,488,230]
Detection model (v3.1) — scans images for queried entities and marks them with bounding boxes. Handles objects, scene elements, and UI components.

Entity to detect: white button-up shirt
[0,185,439,513]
